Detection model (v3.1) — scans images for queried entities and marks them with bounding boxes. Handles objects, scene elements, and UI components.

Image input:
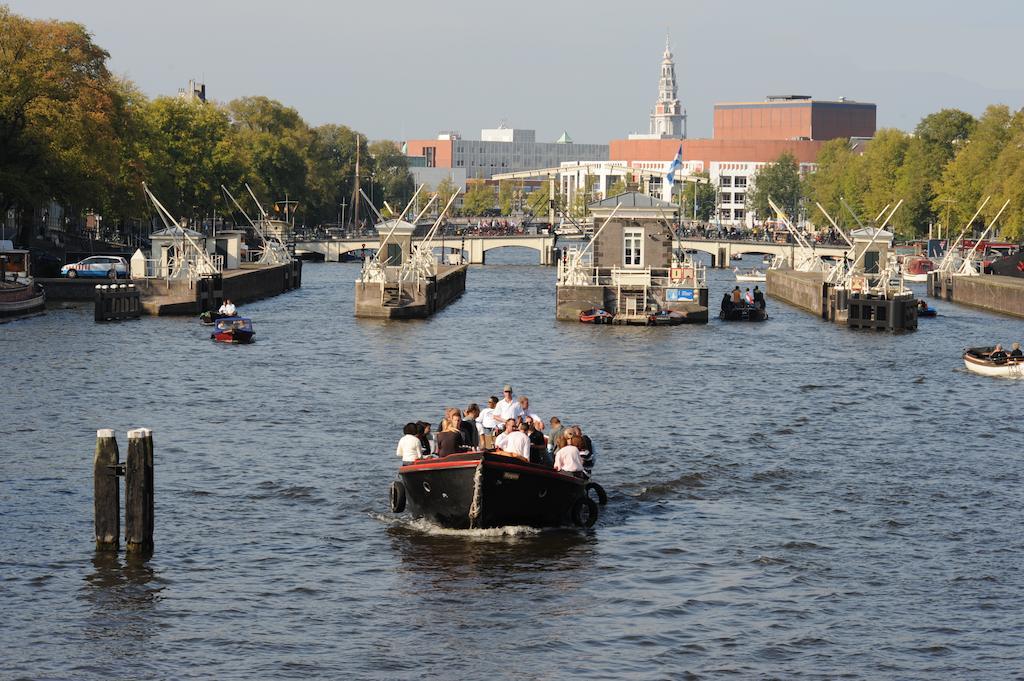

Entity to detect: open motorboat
[199,310,233,325]
[734,267,766,283]
[391,451,604,529]
[962,347,1024,378]
[646,310,688,326]
[210,317,255,344]
[917,301,937,318]
[579,308,614,324]
[720,301,768,321]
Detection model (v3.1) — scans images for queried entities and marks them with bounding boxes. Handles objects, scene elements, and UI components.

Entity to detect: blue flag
[666,145,683,187]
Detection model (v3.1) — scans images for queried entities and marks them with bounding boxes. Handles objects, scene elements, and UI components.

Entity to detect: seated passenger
[218,299,236,317]
[1010,342,1023,359]
[553,434,586,478]
[498,420,531,461]
[415,421,433,457]
[465,404,483,449]
[918,299,928,310]
[522,418,547,464]
[494,419,515,452]
[396,423,423,464]
[989,344,1009,362]
[434,417,465,456]
[721,293,732,313]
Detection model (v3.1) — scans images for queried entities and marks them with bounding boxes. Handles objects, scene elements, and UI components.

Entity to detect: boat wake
[370,512,545,539]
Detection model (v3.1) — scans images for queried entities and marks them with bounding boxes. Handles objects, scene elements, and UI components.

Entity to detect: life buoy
[571,496,599,528]
[389,481,406,513]
[585,482,608,506]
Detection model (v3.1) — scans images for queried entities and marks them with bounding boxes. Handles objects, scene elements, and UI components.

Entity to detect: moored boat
[733,267,766,282]
[199,310,231,325]
[391,451,603,529]
[902,255,935,283]
[962,347,1024,378]
[579,308,614,324]
[210,317,255,344]
[646,310,687,326]
[0,281,45,319]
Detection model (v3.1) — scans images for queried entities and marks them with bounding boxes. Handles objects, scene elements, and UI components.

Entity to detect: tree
[498,180,515,215]
[915,109,977,163]
[462,182,495,216]
[306,124,362,226]
[859,128,910,232]
[933,105,1014,232]
[526,183,563,217]
[226,96,311,216]
[368,140,413,213]
[136,96,244,223]
[748,152,802,222]
[606,177,628,197]
[435,176,458,215]
[678,172,716,221]
[0,7,125,244]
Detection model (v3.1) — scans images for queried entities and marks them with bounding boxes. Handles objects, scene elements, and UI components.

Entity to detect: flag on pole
[666,145,683,188]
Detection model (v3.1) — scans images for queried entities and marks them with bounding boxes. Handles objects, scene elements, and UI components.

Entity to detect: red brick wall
[714,105,813,141]
[405,139,453,168]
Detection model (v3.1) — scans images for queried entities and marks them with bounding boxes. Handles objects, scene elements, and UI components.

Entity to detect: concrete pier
[929,272,1024,319]
[766,270,828,318]
[354,264,466,319]
[768,269,917,331]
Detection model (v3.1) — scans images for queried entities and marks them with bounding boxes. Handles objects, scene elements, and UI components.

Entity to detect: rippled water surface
[2,250,1023,680]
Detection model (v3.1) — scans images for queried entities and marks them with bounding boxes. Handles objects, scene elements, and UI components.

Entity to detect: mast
[352,142,361,230]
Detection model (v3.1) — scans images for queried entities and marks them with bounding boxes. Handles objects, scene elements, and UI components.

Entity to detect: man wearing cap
[496,385,523,426]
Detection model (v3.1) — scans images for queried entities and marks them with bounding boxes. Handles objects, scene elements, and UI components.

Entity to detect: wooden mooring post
[93,429,121,550]
[92,428,154,555]
[125,428,155,554]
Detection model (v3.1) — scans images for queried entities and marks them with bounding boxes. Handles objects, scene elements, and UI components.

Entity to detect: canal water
[2,250,1022,680]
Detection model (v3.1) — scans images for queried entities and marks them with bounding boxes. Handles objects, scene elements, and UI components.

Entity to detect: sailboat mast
[352,143,361,230]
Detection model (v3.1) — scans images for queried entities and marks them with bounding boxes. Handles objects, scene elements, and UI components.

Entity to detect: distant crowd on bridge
[678,223,848,246]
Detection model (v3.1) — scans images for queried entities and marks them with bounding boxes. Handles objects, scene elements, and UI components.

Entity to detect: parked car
[60,255,129,279]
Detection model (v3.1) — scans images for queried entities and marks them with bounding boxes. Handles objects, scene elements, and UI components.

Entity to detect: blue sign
[666,288,695,302]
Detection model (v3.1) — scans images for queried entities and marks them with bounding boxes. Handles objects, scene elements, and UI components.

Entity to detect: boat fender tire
[389,481,407,513]
[585,482,608,506]
[571,497,599,528]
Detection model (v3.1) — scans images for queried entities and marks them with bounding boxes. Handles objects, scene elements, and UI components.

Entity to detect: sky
[10,0,1024,143]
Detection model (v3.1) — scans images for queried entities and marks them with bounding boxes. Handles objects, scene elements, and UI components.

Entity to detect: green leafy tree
[369,140,414,213]
[226,96,311,215]
[526,183,563,218]
[498,180,515,215]
[933,105,1014,232]
[0,7,125,243]
[435,176,458,215]
[749,152,802,222]
[678,172,716,221]
[915,109,977,162]
[606,177,628,197]
[463,182,495,215]
[137,96,245,223]
[978,112,1024,241]
[306,124,363,225]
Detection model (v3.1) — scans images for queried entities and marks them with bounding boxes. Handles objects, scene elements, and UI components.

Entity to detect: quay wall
[354,265,466,319]
[223,262,302,306]
[929,273,1024,319]
[38,278,129,302]
[767,270,827,318]
[555,285,606,321]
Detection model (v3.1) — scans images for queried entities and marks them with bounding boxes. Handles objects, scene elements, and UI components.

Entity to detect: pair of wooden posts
[93,428,154,553]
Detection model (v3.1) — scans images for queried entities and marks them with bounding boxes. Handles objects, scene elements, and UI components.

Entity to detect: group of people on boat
[721,285,765,312]
[395,385,595,478]
[985,343,1023,362]
[218,299,237,317]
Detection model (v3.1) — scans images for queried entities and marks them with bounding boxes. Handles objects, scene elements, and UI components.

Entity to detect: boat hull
[211,330,255,344]
[720,305,767,321]
[963,348,1024,378]
[0,283,45,319]
[902,273,929,283]
[398,452,588,529]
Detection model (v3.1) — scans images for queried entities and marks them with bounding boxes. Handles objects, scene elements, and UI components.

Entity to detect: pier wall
[766,270,827,318]
[354,264,466,319]
[555,286,607,321]
[929,273,1024,319]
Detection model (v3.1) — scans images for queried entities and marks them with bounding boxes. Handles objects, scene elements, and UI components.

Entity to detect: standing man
[753,286,765,311]
[496,385,523,426]
[479,396,500,448]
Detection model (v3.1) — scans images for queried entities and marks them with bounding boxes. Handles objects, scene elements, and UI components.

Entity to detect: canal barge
[0,248,45,319]
[391,451,601,529]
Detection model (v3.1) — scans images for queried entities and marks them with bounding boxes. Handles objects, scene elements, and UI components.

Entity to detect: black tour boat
[720,302,768,321]
[390,451,605,529]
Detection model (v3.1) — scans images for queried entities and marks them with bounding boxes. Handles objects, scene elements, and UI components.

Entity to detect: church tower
[649,36,686,138]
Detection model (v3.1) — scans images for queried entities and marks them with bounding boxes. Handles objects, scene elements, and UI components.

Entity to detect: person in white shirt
[396,423,423,464]
[218,299,236,316]
[495,385,523,425]
[479,396,499,430]
[518,395,541,429]
[497,420,531,461]
[553,434,586,476]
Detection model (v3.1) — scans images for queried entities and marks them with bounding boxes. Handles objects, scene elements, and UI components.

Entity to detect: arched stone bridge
[295,234,559,265]
[295,234,848,268]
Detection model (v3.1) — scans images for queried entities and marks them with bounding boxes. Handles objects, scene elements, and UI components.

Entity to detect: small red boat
[646,310,687,326]
[579,308,614,324]
[902,256,935,282]
[210,317,255,344]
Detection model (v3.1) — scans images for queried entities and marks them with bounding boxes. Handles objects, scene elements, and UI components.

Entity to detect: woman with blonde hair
[434,415,465,456]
